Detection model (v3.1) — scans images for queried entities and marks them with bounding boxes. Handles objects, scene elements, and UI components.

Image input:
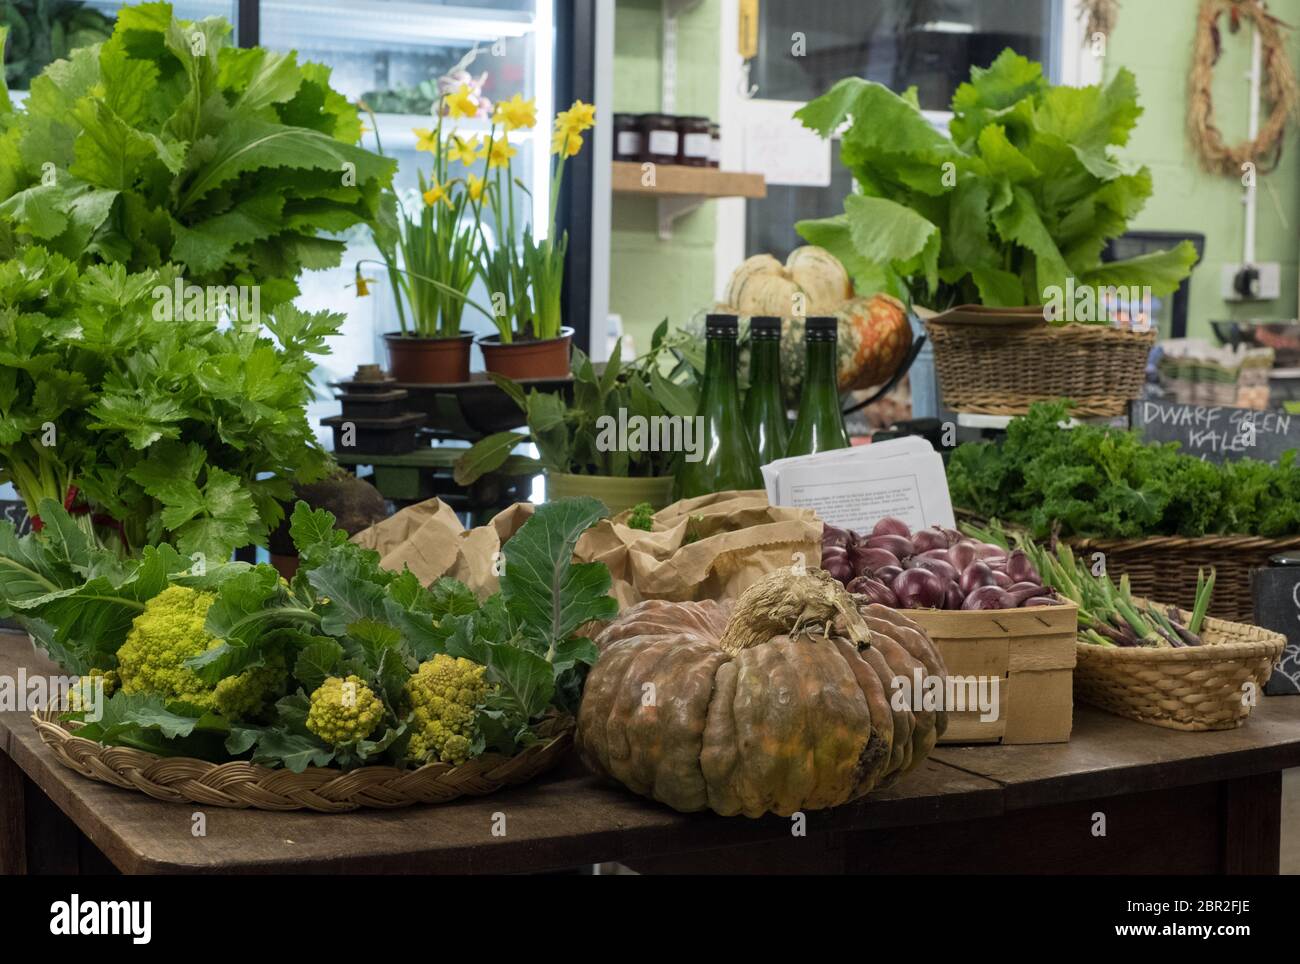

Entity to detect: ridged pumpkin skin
[577,598,947,818]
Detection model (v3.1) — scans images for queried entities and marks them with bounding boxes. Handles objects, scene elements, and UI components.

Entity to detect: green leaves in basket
[794,51,1198,312]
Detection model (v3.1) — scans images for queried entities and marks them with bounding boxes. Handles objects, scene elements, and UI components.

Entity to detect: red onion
[991,570,1013,588]
[821,525,853,550]
[872,516,911,538]
[866,534,914,559]
[961,585,1014,610]
[850,545,901,576]
[948,540,978,572]
[944,581,964,609]
[911,528,949,554]
[1006,582,1046,605]
[1006,549,1041,585]
[975,542,1006,561]
[912,556,957,584]
[822,555,853,584]
[848,576,899,607]
[1022,596,1063,607]
[940,527,963,545]
[892,568,946,609]
[915,548,952,562]
[875,564,904,585]
[960,561,997,595]
[821,544,847,560]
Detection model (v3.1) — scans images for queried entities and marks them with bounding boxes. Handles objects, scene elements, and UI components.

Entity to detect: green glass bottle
[675,314,764,499]
[785,316,849,457]
[742,315,789,465]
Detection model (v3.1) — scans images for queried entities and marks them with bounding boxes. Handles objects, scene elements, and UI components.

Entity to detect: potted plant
[474,99,596,379]
[359,69,499,384]
[454,324,700,513]
[794,50,1199,417]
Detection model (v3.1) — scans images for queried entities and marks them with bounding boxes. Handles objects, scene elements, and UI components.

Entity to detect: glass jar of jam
[676,115,712,167]
[613,113,642,162]
[639,113,680,165]
[709,121,721,168]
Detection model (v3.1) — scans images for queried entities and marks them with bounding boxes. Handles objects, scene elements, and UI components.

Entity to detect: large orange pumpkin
[576,570,947,817]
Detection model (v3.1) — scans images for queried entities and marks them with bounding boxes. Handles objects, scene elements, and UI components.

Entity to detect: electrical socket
[1221,261,1281,301]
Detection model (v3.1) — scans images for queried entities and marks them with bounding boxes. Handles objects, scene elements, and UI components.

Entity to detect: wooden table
[1,630,1297,875]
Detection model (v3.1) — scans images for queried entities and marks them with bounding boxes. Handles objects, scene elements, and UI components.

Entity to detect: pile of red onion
[821,517,1062,611]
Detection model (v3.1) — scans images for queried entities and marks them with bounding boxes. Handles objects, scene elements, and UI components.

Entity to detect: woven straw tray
[1073,607,1284,731]
[31,709,574,813]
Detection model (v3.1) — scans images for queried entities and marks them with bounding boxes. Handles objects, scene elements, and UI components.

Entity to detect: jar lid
[706,313,739,334]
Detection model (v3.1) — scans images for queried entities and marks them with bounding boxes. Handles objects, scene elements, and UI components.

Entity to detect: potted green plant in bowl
[473,99,596,379]
[359,72,498,384]
[455,324,701,513]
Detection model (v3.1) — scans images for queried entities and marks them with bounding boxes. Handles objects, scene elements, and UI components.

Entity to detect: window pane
[751,0,1052,110]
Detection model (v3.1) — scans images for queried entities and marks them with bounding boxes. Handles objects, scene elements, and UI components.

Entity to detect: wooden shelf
[611,161,766,238]
[611,161,766,199]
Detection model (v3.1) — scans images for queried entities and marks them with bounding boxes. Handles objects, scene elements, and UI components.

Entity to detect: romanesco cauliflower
[66,667,118,712]
[306,675,385,745]
[116,585,284,719]
[404,654,491,766]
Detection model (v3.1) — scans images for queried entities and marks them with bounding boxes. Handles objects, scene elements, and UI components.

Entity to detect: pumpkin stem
[716,569,873,656]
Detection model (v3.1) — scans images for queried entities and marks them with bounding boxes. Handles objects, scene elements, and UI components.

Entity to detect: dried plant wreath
[1079,0,1120,42]
[1188,0,1298,176]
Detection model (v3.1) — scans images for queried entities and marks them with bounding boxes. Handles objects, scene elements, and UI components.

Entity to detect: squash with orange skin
[576,570,947,817]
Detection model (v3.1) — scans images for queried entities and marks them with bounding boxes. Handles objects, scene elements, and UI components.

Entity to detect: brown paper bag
[352,491,822,609]
[350,498,536,598]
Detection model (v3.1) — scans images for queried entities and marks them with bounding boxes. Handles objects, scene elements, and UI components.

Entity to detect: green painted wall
[1104,0,1300,335]
[610,0,721,353]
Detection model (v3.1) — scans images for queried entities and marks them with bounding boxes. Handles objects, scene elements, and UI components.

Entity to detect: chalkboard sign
[1129,399,1300,463]
[1254,567,1300,695]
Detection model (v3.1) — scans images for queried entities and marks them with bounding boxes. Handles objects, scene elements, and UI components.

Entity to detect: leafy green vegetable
[0,495,615,770]
[454,329,702,483]
[795,50,1197,311]
[0,249,342,558]
[948,401,1300,539]
[0,2,395,305]
[1,1,114,90]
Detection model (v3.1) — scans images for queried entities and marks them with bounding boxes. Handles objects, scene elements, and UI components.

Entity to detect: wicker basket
[1073,609,1285,730]
[32,709,573,813]
[1068,534,1300,624]
[925,316,1156,416]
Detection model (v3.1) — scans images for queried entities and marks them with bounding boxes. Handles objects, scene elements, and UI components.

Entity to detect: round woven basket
[1068,533,1300,624]
[32,710,574,812]
[1073,609,1285,731]
[924,320,1155,416]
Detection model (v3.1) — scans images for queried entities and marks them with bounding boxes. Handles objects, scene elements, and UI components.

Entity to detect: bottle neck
[702,334,741,410]
[805,336,838,398]
[749,336,781,384]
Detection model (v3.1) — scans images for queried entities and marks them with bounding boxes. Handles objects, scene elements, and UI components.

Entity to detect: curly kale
[947,402,1300,539]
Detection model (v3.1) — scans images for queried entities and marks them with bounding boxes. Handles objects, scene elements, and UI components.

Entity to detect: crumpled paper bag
[352,490,823,609]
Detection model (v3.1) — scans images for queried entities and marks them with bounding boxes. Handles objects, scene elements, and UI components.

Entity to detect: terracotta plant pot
[478,327,574,380]
[545,471,675,515]
[384,332,473,384]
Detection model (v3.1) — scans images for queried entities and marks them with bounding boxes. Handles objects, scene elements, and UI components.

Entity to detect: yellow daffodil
[554,100,596,136]
[486,137,518,168]
[412,127,438,153]
[444,83,478,120]
[423,181,452,208]
[493,93,538,131]
[551,129,584,158]
[447,135,482,165]
[353,267,372,297]
[465,174,488,203]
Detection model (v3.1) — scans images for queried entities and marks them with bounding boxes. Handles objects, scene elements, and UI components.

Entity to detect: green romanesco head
[306,675,385,746]
[116,585,284,720]
[404,654,491,767]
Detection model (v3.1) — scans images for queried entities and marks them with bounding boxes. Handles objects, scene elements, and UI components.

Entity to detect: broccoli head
[116,585,285,720]
[404,654,491,766]
[306,675,385,746]
[626,502,655,531]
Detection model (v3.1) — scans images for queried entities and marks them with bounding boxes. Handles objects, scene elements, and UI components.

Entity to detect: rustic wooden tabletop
[2,630,1298,874]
